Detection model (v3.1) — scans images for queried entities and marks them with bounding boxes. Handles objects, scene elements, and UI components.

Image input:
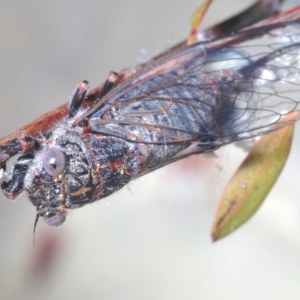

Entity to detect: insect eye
[43,213,66,226]
[43,148,66,176]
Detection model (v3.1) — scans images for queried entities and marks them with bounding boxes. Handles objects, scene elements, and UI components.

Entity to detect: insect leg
[94,71,119,102]
[0,135,38,200]
[74,71,119,124]
[0,136,38,167]
[68,80,89,118]
[1,154,33,200]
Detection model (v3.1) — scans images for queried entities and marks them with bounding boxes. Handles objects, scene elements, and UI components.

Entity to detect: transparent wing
[87,20,300,148]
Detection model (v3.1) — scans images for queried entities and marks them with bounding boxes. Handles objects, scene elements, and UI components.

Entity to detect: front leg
[0,135,38,168]
[0,136,38,200]
[1,154,33,200]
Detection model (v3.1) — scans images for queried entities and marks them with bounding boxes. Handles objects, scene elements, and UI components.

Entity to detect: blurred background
[0,0,300,299]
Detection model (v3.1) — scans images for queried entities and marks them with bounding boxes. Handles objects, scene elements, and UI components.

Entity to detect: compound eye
[43,213,66,226]
[43,148,66,176]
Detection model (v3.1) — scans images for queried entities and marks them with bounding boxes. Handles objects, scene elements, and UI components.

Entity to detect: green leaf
[211,123,294,242]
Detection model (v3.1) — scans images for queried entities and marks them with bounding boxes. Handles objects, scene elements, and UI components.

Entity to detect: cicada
[1,0,300,229]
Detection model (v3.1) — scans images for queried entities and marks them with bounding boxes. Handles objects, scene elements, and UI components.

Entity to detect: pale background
[0,0,300,299]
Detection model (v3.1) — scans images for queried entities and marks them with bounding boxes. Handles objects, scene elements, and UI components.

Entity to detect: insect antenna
[33,214,40,247]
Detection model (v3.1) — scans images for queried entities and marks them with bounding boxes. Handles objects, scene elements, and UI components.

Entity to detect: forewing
[87,20,300,148]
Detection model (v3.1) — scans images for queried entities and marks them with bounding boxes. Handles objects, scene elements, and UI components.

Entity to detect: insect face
[4,128,98,226]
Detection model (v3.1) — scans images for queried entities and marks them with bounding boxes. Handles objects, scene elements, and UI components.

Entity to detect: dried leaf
[187,0,212,45]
